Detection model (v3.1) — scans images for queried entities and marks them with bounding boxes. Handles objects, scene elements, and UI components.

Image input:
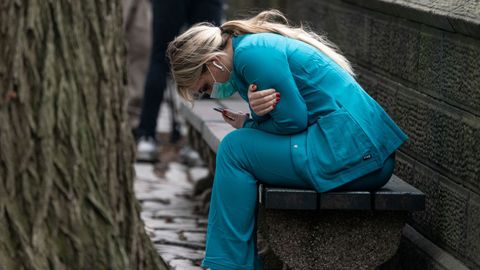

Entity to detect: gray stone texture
[343,0,480,38]
[258,209,407,270]
[389,236,451,270]
[466,194,480,267]
[381,224,471,270]
[356,69,398,117]
[357,68,480,193]
[278,0,480,268]
[395,88,479,193]
[287,1,480,115]
[417,29,480,114]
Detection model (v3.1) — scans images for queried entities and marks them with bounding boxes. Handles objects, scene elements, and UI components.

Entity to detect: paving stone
[137,195,171,204]
[155,245,205,261]
[182,232,206,243]
[149,230,181,243]
[135,163,161,182]
[136,188,191,203]
[134,181,165,193]
[135,157,209,269]
[179,146,205,167]
[170,259,203,270]
[189,166,210,183]
[154,238,205,250]
[140,211,154,220]
[152,208,202,219]
[165,162,191,187]
[140,201,172,212]
[149,230,204,248]
[145,198,198,211]
[144,218,207,232]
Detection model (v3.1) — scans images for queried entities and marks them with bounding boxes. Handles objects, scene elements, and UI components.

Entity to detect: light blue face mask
[207,61,237,99]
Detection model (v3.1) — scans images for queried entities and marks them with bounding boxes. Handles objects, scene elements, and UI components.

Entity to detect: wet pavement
[135,160,210,270]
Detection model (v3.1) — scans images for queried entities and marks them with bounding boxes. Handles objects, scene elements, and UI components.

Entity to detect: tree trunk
[0,1,167,269]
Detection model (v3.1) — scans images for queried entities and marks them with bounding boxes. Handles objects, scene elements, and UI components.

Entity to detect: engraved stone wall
[281,1,480,268]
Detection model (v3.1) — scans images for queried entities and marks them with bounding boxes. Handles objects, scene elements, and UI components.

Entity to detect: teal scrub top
[230,33,408,192]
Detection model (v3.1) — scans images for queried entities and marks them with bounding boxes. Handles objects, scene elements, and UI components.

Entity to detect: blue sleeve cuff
[243,118,254,128]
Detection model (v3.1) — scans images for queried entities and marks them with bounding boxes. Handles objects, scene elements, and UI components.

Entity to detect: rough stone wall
[281,1,479,269]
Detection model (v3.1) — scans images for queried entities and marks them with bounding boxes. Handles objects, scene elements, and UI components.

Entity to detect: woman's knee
[217,129,251,159]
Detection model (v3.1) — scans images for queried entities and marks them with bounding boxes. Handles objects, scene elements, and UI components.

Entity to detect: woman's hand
[247,84,280,116]
[222,109,250,129]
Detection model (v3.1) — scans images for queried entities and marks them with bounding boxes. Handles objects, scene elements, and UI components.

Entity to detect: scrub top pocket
[307,108,379,178]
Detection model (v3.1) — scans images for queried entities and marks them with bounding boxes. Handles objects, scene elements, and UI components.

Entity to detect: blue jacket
[230,33,408,192]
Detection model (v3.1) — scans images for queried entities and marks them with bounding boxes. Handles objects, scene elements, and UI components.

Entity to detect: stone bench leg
[258,208,408,270]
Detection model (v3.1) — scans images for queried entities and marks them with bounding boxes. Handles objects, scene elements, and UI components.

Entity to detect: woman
[167,10,407,270]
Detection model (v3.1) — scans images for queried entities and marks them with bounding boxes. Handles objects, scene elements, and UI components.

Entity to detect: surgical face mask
[207,61,237,99]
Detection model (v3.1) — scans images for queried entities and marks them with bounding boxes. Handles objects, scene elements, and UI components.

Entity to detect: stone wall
[287,1,480,269]
[226,0,480,269]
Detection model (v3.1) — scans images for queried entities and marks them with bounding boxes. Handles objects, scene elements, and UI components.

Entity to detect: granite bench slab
[259,175,425,211]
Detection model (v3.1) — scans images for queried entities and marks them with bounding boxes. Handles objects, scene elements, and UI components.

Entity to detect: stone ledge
[401,224,471,270]
[343,0,480,39]
[179,100,225,132]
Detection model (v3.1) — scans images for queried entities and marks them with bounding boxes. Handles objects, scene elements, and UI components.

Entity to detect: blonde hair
[167,9,354,101]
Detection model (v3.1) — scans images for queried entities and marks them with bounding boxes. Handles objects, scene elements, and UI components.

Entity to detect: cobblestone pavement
[125,0,212,265]
[135,160,210,270]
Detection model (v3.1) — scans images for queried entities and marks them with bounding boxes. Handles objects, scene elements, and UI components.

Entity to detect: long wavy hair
[167,10,354,101]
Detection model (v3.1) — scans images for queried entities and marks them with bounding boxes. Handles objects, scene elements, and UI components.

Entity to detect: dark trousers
[136,0,223,138]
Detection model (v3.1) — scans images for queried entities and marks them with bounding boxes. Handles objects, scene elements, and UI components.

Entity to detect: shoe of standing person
[136,136,158,162]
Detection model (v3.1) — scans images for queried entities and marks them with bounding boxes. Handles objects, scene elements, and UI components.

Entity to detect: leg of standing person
[201,128,311,270]
[135,0,188,160]
[187,0,224,26]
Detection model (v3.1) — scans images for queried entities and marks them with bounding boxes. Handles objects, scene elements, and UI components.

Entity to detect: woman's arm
[235,46,308,134]
[248,84,278,117]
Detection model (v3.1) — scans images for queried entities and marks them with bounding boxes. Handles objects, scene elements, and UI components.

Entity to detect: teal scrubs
[201,33,408,270]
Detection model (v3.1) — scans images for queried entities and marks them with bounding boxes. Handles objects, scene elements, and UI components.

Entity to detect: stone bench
[179,97,425,269]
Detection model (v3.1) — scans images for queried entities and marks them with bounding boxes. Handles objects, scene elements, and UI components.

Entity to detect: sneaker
[136,136,158,162]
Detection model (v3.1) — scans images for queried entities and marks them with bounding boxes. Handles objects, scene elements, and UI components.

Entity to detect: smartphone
[213,107,225,113]
[213,107,235,121]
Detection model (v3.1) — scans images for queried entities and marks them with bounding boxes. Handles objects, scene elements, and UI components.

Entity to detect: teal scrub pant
[201,128,395,270]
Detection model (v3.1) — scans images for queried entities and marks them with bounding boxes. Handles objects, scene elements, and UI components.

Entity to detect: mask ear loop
[212,61,225,72]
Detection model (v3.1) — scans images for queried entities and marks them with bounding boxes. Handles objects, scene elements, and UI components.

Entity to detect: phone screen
[213,107,235,121]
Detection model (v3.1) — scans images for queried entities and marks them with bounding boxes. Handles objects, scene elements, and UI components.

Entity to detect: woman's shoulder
[233,33,287,52]
[232,33,289,74]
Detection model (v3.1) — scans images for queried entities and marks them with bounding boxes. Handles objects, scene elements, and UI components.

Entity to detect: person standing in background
[134,0,224,161]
